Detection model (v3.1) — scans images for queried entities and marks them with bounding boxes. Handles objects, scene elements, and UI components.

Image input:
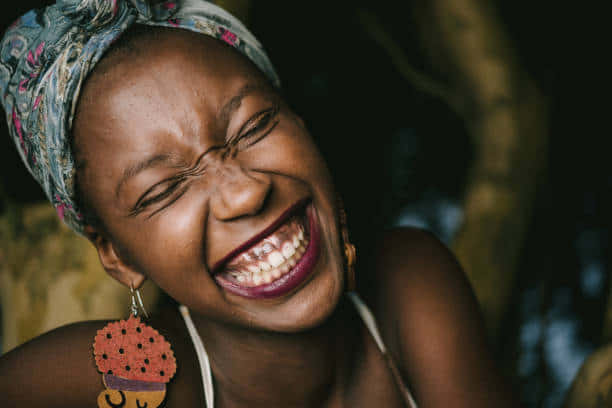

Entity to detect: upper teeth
[281,242,295,258]
[268,251,284,268]
[226,224,309,286]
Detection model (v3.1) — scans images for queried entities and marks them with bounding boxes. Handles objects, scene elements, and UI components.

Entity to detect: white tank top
[179,293,418,408]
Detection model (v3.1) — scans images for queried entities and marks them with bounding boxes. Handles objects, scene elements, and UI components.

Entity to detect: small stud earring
[338,197,357,292]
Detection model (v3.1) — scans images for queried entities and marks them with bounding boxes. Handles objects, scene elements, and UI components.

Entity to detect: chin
[262,264,345,333]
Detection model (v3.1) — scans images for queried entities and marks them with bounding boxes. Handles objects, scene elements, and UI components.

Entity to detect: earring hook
[130,283,149,319]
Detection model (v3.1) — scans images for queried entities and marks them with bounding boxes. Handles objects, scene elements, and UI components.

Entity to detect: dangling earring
[338,197,357,292]
[92,284,177,408]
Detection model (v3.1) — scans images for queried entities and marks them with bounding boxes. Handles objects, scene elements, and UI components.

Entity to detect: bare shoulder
[0,320,109,407]
[373,227,478,313]
[365,227,476,315]
[367,227,519,407]
[362,227,479,350]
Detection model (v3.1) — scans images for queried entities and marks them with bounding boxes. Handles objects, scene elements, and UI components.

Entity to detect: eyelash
[131,104,280,216]
[145,183,190,218]
[138,179,182,208]
[130,177,186,217]
[228,102,280,148]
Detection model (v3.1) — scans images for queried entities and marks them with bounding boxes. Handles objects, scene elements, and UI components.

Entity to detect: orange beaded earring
[92,285,177,408]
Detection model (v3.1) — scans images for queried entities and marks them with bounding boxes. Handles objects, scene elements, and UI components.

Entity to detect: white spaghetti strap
[347,292,419,408]
[180,294,417,408]
[179,305,215,408]
[347,292,388,353]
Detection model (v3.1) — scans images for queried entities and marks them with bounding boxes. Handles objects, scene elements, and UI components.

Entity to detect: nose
[209,163,272,221]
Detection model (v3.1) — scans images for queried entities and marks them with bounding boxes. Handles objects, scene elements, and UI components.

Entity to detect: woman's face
[73,29,345,332]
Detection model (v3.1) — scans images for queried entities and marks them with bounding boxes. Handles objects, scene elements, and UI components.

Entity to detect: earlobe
[85,225,146,289]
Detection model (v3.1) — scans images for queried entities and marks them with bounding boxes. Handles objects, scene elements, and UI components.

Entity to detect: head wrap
[0,0,279,233]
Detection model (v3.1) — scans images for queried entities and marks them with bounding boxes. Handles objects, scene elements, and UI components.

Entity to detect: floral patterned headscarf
[0,0,279,233]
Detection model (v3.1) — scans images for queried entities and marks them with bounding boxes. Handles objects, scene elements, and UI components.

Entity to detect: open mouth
[212,198,321,299]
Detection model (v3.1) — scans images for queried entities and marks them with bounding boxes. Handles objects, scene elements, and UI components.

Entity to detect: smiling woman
[71,27,343,333]
[0,1,520,407]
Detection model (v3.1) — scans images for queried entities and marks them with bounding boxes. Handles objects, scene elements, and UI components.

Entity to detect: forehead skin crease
[72,27,274,229]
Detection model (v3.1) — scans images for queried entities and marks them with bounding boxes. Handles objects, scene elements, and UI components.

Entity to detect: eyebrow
[115,83,272,198]
[219,83,261,125]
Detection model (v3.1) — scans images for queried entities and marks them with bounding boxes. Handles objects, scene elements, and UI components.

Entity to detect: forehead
[72,28,275,199]
[75,28,273,149]
[78,27,270,128]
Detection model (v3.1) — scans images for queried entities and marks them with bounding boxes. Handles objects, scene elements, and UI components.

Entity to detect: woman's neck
[190,297,360,407]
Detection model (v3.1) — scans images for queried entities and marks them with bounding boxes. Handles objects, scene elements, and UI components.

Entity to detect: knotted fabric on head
[0,0,279,233]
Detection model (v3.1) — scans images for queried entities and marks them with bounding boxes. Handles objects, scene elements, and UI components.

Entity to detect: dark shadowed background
[0,1,607,407]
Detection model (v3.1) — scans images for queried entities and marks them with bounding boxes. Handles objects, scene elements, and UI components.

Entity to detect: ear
[84,225,146,289]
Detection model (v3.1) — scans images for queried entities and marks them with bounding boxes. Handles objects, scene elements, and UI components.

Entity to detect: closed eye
[130,178,185,216]
[129,149,211,217]
[229,102,280,150]
[145,183,189,219]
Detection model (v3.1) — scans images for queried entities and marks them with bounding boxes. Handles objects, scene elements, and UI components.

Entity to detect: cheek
[244,118,335,194]
[112,191,220,304]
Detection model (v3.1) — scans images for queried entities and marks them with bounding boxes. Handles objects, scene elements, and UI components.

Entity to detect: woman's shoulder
[366,227,518,407]
[367,226,472,304]
[367,226,483,345]
[0,319,113,407]
[360,227,475,347]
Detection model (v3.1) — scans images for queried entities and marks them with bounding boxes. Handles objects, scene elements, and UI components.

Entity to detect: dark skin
[0,28,520,407]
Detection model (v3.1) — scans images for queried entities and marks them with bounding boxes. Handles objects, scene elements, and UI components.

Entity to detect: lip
[213,202,321,299]
[210,197,311,274]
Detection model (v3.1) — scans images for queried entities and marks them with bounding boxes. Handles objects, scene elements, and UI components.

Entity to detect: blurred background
[0,1,607,406]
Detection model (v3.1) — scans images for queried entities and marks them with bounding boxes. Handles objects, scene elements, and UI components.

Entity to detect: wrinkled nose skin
[209,161,272,221]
